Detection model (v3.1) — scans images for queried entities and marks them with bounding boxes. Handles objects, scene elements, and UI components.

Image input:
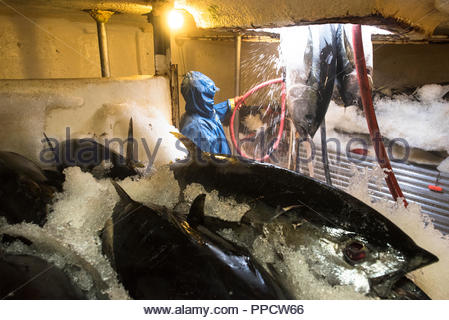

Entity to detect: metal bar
[174,35,280,43]
[320,120,332,185]
[147,13,170,75]
[87,10,114,78]
[96,21,111,77]
[233,34,242,155]
[170,64,180,128]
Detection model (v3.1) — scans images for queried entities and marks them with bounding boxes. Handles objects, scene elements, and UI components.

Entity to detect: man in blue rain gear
[180,71,242,155]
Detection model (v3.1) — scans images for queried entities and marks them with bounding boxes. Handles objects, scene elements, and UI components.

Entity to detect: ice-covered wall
[0,6,154,79]
[0,76,184,167]
[175,0,449,35]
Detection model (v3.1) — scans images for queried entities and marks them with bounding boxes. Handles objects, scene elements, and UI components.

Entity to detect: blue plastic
[180,71,232,155]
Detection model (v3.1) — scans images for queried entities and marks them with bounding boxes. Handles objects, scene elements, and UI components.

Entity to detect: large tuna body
[169,135,438,298]
[0,151,55,226]
[0,253,86,300]
[102,182,293,299]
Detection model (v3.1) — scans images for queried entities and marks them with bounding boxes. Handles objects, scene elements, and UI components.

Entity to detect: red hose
[230,78,286,161]
[352,25,408,207]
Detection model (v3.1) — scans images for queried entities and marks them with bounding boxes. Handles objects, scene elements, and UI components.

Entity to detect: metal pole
[170,64,180,128]
[88,10,114,78]
[147,13,171,75]
[233,34,242,155]
[96,21,110,77]
[320,120,332,185]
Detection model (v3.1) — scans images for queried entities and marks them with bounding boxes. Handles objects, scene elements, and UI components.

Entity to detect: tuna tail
[187,194,206,227]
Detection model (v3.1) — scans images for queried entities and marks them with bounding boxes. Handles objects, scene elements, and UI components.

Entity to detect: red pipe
[352,25,408,207]
[230,78,286,162]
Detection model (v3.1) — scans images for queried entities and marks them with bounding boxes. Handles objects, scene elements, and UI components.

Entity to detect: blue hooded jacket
[180,71,232,155]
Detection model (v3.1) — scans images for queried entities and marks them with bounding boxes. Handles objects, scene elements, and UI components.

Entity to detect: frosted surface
[324,85,449,155]
[0,77,184,171]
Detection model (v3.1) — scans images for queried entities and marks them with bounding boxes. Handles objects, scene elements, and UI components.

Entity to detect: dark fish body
[0,253,86,300]
[0,151,54,226]
[43,118,138,181]
[0,231,110,300]
[169,134,438,298]
[335,25,363,107]
[102,183,293,299]
[53,139,137,180]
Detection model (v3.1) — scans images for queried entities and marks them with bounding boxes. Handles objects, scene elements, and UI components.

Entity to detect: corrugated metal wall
[296,147,449,234]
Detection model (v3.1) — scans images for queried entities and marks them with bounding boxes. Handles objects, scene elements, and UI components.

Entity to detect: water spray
[230,78,286,162]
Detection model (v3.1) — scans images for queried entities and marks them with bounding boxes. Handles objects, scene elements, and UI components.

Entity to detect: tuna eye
[344,241,367,264]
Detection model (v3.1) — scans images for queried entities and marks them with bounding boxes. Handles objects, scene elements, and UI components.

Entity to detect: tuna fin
[170,132,200,157]
[270,205,302,222]
[126,118,134,166]
[111,180,133,203]
[187,194,206,227]
[369,270,405,298]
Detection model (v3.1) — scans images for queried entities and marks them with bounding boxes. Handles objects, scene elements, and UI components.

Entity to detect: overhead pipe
[88,10,114,77]
[352,25,407,207]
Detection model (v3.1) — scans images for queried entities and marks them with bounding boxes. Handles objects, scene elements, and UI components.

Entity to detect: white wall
[0,7,154,79]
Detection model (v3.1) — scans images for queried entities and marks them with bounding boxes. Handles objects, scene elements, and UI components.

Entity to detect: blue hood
[181,71,218,119]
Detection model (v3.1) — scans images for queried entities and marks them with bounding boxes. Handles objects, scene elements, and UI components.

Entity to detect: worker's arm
[214,96,243,121]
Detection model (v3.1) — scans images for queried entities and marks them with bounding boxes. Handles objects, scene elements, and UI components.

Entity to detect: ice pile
[438,157,449,173]
[183,183,250,222]
[119,165,181,209]
[0,167,129,299]
[325,84,449,155]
